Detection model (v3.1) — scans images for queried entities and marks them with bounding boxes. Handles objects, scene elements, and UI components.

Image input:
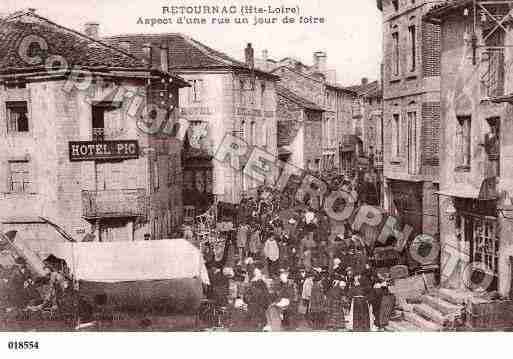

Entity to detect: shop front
[388,180,423,236]
[182,151,214,215]
[453,198,499,292]
[339,135,363,178]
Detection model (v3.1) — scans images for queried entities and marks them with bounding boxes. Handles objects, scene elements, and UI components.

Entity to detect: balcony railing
[92,128,104,141]
[82,189,147,219]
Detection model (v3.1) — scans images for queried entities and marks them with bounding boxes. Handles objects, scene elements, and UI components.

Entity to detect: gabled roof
[0,10,146,74]
[277,85,324,112]
[271,65,355,94]
[104,33,279,80]
[277,120,300,147]
[271,65,325,84]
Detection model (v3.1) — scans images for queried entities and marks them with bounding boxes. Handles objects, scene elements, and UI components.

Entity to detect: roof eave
[170,65,280,81]
[490,94,513,103]
[424,0,472,24]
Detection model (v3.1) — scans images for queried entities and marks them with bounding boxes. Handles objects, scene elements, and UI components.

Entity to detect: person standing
[347,275,373,331]
[308,271,327,330]
[278,233,292,270]
[326,276,347,331]
[264,235,280,278]
[210,267,230,308]
[236,222,250,265]
[371,274,394,330]
[244,268,271,331]
[269,269,296,330]
[248,224,261,259]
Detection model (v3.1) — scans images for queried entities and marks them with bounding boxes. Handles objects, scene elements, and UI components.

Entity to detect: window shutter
[197,80,203,101]
[0,161,8,193]
[27,160,35,194]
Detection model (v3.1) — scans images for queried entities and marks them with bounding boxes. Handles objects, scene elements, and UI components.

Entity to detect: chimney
[142,43,153,69]
[84,22,100,39]
[27,8,37,14]
[262,49,268,62]
[313,51,327,74]
[160,42,169,73]
[261,49,268,70]
[245,43,254,69]
[361,77,368,85]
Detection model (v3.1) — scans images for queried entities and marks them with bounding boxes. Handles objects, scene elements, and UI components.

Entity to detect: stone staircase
[387,288,469,332]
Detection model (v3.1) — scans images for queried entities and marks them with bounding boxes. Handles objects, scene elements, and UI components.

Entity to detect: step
[421,294,462,315]
[413,303,447,326]
[437,288,472,306]
[403,311,442,331]
[386,320,423,332]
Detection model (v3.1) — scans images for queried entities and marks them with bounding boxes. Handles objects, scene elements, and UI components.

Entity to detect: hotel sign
[69,140,139,162]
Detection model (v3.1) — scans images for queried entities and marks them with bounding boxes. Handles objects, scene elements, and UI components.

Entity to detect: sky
[2,0,383,86]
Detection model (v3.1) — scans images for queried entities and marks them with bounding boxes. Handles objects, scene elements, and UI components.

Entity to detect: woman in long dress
[347,275,374,331]
[308,273,327,330]
[244,268,271,331]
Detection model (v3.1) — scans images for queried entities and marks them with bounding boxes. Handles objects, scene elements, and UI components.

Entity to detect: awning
[435,185,480,199]
[436,178,498,200]
[1,216,46,224]
[385,174,425,182]
[490,93,513,103]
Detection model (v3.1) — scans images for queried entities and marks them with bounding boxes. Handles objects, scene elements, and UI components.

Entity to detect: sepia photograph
[0,1,513,352]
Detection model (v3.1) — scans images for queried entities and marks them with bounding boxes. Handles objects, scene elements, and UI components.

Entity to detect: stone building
[378,0,442,240]
[261,52,355,173]
[105,35,279,211]
[0,10,189,245]
[345,79,384,204]
[276,85,324,172]
[426,1,513,296]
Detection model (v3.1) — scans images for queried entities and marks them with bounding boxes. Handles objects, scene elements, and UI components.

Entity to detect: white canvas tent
[46,238,209,285]
[2,233,210,311]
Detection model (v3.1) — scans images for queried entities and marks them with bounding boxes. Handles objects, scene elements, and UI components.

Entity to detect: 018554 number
[8,341,39,350]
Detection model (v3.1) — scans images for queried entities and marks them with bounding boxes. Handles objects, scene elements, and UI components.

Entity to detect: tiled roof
[277,85,324,111]
[104,33,279,80]
[277,120,300,147]
[271,65,355,94]
[325,81,357,93]
[344,80,381,98]
[0,11,145,74]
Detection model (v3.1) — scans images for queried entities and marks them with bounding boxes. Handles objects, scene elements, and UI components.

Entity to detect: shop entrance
[455,199,498,292]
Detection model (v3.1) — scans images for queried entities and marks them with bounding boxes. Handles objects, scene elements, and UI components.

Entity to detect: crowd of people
[1,169,388,331]
[198,172,394,331]
[0,255,92,327]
